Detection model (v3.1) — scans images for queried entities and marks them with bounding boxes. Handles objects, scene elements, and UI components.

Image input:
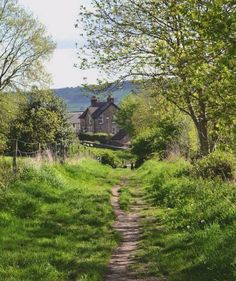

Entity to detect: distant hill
[54,81,138,112]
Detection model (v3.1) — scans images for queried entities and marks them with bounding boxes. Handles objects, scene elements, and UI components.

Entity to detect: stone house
[109,128,130,147]
[79,95,120,135]
[68,111,83,133]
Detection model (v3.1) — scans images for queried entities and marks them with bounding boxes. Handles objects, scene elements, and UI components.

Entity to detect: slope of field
[134,159,236,281]
[0,159,121,281]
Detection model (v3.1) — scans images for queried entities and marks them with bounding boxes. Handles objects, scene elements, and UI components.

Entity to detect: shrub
[99,151,120,168]
[79,133,110,144]
[132,121,181,166]
[193,150,236,180]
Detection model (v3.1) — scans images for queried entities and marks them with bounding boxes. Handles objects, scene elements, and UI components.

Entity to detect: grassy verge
[119,185,133,212]
[0,158,120,281]
[134,159,236,281]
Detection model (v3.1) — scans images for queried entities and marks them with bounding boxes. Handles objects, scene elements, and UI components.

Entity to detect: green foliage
[0,0,55,91]
[116,94,139,136]
[193,150,236,180]
[115,92,194,161]
[0,157,14,189]
[79,133,110,144]
[92,150,120,168]
[132,121,181,164]
[10,89,73,148]
[136,159,236,280]
[79,0,236,156]
[0,159,120,281]
[0,92,24,153]
[88,147,136,168]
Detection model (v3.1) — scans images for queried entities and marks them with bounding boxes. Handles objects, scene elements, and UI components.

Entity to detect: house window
[98,114,104,124]
[112,127,116,135]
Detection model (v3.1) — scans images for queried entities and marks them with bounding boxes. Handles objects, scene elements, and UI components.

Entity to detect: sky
[18,0,100,89]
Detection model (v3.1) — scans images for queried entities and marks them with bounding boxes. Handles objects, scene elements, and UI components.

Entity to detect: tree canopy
[10,89,73,148]
[78,0,236,155]
[0,0,55,91]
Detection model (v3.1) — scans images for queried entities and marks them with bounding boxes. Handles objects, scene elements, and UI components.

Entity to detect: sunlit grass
[0,159,120,281]
[133,159,236,281]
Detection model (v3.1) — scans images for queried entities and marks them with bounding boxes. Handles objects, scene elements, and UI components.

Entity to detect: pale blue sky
[19,0,100,88]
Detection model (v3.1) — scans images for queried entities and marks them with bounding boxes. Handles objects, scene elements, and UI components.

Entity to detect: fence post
[60,141,65,164]
[62,143,66,163]
[13,139,18,173]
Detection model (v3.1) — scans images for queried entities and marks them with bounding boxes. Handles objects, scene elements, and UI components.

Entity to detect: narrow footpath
[104,182,162,281]
[104,184,140,281]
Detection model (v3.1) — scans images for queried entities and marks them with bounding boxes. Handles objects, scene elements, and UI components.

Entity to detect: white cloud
[47,49,101,88]
[18,0,99,88]
[19,0,83,42]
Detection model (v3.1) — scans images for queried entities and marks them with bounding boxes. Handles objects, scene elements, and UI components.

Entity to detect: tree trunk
[196,118,209,156]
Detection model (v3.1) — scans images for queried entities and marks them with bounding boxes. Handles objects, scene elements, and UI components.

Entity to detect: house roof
[111,129,128,141]
[79,108,88,119]
[92,102,119,119]
[68,111,83,123]
[79,101,119,119]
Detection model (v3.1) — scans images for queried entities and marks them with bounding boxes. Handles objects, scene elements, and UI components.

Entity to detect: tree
[10,89,73,149]
[117,92,193,161]
[0,91,23,152]
[115,94,139,136]
[0,0,55,91]
[78,0,236,156]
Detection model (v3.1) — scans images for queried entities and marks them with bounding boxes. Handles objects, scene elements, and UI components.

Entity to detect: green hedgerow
[193,150,236,180]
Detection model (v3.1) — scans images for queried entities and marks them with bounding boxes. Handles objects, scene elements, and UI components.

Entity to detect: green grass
[119,185,133,212]
[1,156,235,281]
[118,176,140,212]
[134,159,236,281]
[0,159,121,281]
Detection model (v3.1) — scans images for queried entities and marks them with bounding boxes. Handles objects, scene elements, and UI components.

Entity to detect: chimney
[91,96,98,107]
[107,95,114,103]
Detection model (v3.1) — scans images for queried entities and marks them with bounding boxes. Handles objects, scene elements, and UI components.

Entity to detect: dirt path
[104,184,142,281]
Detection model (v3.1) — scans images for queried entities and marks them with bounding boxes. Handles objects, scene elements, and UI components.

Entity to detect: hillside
[54,81,138,112]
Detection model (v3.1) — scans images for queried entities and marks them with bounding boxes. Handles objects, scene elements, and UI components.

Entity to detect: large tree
[10,89,73,148]
[0,92,22,152]
[78,0,236,155]
[0,0,55,91]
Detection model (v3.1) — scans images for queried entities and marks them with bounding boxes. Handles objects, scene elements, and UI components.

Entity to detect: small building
[110,128,130,147]
[68,111,83,133]
[79,95,120,135]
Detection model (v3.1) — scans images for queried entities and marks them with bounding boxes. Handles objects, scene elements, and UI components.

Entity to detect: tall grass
[136,159,236,281]
[0,159,120,281]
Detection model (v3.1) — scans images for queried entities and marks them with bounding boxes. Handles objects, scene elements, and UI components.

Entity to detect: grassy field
[1,156,235,281]
[0,158,121,281]
[133,159,236,281]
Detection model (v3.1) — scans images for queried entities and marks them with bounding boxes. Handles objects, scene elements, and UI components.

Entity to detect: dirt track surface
[104,184,141,281]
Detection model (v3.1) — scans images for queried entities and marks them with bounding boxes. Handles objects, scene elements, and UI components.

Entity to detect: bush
[99,151,120,168]
[132,121,181,166]
[79,133,110,143]
[193,151,236,180]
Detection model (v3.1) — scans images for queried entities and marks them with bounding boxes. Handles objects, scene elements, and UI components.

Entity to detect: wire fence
[4,138,98,173]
